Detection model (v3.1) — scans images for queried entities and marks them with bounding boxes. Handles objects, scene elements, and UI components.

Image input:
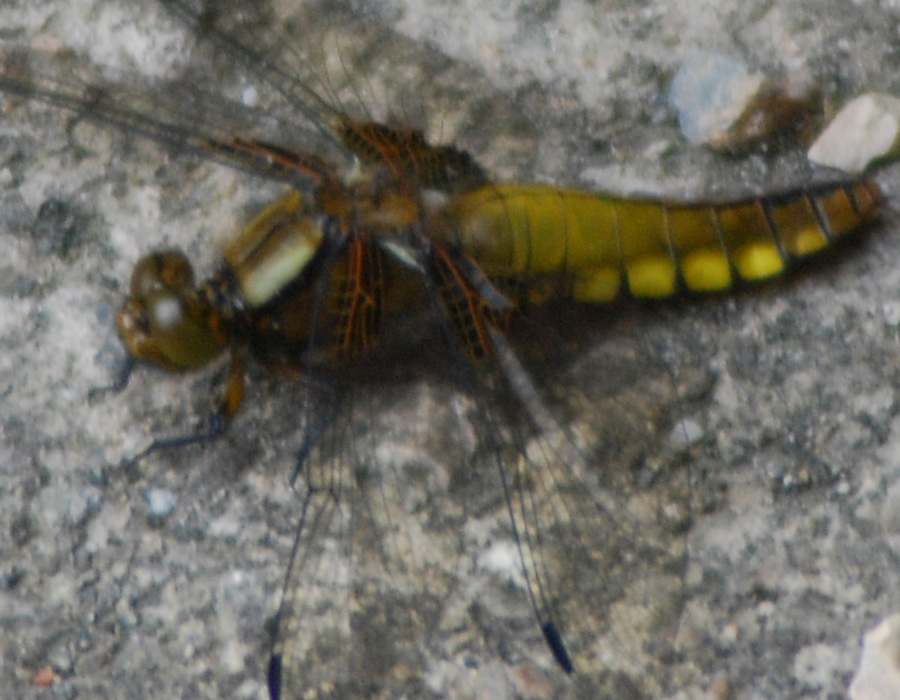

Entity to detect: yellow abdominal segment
[447,182,881,302]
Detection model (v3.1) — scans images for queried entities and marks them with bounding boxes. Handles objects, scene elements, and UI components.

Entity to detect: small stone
[668,417,704,450]
[146,487,178,519]
[669,51,766,147]
[808,93,900,173]
[669,51,821,151]
[849,614,900,700]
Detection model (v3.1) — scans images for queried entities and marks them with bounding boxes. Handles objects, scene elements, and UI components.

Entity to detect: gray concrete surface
[2,1,900,699]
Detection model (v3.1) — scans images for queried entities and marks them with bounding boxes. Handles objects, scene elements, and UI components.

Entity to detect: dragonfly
[0,1,889,698]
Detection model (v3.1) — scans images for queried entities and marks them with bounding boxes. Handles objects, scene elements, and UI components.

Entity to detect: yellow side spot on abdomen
[681,249,732,291]
[627,255,678,298]
[573,267,621,302]
[734,242,785,280]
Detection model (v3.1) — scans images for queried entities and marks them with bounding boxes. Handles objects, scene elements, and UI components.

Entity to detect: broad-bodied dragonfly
[2,1,899,699]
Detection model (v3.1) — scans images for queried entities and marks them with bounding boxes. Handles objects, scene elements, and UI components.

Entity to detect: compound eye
[141,291,223,370]
[130,250,195,301]
[117,251,225,371]
[147,291,189,337]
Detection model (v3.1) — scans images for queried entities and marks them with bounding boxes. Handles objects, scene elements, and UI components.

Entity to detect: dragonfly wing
[0,46,345,188]
[270,377,477,699]
[154,0,539,183]
[270,319,698,699]
[472,324,696,696]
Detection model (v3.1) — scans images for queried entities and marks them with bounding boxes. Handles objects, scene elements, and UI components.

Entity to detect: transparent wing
[483,324,694,696]
[0,45,345,188]
[153,0,539,182]
[270,315,698,699]
[270,375,473,699]
[0,0,537,187]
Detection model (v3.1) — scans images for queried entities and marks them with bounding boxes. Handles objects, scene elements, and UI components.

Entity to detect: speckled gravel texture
[2,1,900,699]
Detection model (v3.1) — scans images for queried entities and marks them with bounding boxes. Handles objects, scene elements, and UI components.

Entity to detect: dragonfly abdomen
[447,181,882,302]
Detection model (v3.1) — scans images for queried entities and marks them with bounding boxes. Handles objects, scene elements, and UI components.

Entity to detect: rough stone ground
[2,1,900,699]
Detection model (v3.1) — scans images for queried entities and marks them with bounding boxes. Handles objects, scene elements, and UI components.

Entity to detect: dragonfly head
[116,250,227,371]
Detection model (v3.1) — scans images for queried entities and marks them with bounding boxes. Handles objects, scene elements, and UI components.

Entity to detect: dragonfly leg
[87,354,137,402]
[121,349,247,468]
[217,347,247,423]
